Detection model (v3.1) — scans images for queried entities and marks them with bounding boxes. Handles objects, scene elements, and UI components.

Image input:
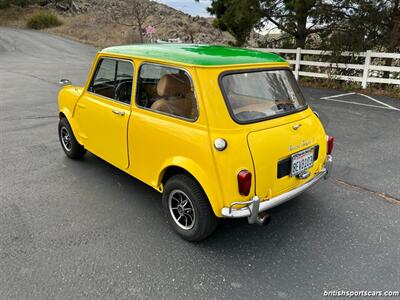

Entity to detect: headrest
[157,73,191,97]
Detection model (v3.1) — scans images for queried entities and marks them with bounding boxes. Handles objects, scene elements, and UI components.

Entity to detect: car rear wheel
[162,174,218,242]
[58,118,86,159]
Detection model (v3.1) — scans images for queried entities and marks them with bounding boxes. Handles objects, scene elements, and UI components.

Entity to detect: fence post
[362,50,371,89]
[294,47,301,80]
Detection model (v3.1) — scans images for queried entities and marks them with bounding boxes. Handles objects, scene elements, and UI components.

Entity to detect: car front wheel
[162,174,218,242]
[58,118,86,159]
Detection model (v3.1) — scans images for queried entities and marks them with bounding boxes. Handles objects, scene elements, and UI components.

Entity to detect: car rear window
[220,69,307,123]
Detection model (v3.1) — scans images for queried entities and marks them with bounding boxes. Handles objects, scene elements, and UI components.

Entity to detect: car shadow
[62,152,324,253]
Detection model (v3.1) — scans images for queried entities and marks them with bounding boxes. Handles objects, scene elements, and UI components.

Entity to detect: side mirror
[59,79,72,86]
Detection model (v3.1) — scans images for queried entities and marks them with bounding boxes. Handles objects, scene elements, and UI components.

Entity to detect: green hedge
[26,11,62,30]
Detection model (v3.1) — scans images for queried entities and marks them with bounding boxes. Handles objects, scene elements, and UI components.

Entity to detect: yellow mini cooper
[58,44,333,241]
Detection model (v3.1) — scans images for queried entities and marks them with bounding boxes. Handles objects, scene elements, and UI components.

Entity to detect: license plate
[291,147,314,176]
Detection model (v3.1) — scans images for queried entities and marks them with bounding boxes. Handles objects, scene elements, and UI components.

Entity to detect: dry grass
[45,13,134,47]
[0,5,141,48]
[0,4,231,48]
[0,6,43,27]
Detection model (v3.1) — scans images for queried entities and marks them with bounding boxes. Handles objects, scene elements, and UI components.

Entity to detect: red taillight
[238,170,252,196]
[327,135,334,155]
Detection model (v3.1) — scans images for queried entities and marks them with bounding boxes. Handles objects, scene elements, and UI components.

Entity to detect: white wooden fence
[258,48,400,89]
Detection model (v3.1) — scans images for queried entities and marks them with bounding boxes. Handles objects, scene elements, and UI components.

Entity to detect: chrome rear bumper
[221,155,333,223]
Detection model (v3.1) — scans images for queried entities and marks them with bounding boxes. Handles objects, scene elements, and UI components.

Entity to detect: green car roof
[101,44,286,67]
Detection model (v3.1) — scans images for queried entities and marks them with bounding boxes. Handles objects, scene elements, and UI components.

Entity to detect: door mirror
[59,79,72,86]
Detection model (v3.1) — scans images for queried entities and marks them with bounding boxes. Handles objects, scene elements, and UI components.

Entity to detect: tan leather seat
[151,74,197,119]
[233,102,274,114]
[156,73,190,97]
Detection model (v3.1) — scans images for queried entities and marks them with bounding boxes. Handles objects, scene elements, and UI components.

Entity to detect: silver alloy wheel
[60,126,72,151]
[168,189,196,230]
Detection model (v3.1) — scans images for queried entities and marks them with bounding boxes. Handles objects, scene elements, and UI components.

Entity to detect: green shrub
[26,11,62,30]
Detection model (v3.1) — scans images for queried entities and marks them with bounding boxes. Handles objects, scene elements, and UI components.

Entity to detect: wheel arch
[59,111,67,119]
[58,107,84,145]
[158,159,223,217]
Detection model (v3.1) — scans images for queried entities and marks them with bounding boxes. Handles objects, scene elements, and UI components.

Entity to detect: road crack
[333,177,400,204]
[23,116,58,120]
[1,115,58,121]
[0,68,57,86]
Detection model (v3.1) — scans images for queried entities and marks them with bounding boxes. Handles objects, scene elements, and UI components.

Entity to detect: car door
[75,57,134,169]
[129,62,208,186]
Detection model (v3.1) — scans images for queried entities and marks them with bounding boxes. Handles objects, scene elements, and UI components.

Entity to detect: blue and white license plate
[291,147,314,176]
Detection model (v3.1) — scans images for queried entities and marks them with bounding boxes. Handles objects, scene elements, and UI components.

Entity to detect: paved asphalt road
[1,28,399,299]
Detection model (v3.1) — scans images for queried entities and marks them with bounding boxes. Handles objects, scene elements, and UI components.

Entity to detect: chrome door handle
[112,109,125,116]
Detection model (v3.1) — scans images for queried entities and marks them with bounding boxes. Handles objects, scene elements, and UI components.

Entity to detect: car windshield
[220,69,307,123]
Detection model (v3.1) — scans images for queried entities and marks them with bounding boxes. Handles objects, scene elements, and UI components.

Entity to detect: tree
[384,0,400,77]
[207,0,261,46]
[108,0,163,43]
[317,0,398,52]
[200,0,346,46]
[383,0,399,52]
[201,0,397,50]
[260,0,349,48]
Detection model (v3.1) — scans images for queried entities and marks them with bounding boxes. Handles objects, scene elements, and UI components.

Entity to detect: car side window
[89,58,134,104]
[136,64,198,120]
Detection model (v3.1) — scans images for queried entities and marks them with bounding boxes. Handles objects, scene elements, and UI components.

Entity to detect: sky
[155,0,212,17]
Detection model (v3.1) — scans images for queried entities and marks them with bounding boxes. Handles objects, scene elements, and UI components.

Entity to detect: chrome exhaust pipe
[247,196,271,225]
[255,211,271,225]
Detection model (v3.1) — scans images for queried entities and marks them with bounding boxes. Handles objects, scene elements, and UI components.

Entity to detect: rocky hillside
[0,0,234,47]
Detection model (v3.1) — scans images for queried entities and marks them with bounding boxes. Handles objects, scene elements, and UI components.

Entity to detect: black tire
[162,174,218,242]
[58,117,86,159]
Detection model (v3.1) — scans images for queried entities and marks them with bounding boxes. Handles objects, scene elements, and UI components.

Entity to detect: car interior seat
[151,73,197,119]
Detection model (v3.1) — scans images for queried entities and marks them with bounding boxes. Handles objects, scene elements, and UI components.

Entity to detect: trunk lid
[247,110,326,199]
